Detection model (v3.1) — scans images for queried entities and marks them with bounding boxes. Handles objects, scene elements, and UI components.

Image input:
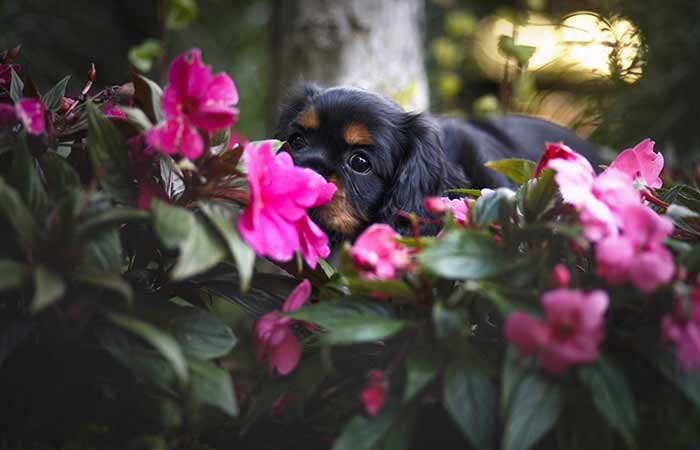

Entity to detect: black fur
[274,85,602,239]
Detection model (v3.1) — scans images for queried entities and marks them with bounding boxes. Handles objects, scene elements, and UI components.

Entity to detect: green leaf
[444,362,498,449]
[346,277,413,299]
[418,230,515,279]
[199,202,255,292]
[0,259,27,292]
[86,102,136,203]
[85,227,124,272]
[74,272,133,302]
[171,309,237,358]
[165,0,198,29]
[432,301,469,339]
[404,352,439,402]
[128,39,164,73]
[77,207,149,240]
[666,204,700,236]
[502,372,563,450]
[579,359,638,449]
[109,312,188,382]
[652,347,700,408]
[498,35,536,66]
[333,408,399,450]
[520,169,558,223]
[41,75,70,112]
[470,187,516,227]
[134,74,165,123]
[0,176,37,247]
[288,297,394,329]
[11,134,48,219]
[484,158,535,185]
[447,188,482,196]
[151,200,227,279]
[323,316,407,345]
[40,152,81,199]
[31,266,66,313]
[9,67,23,103]
[188,356,238,416]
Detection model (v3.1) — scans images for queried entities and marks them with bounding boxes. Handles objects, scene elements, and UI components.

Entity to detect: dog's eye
[348,152,371,173]
[289,134,306,151]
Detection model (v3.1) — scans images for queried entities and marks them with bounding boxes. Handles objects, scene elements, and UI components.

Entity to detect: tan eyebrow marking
[296,106,319,129]
[343,122,374,146]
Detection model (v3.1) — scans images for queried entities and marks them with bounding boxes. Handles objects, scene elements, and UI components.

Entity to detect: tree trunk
[269,0,429,126]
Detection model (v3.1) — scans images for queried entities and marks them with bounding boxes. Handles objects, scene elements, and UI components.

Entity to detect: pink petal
[504,311,549,355]
[595,236,635,285]
[15,98,46,135]
[608,138,663,189]
[204,72,239,106]
[190,103,238,131]
[269,330,302,375]
[628,247,675,293]
[282,279,311,312]
[534,142,595,178]
[167,48,212,105]
[146,117,204,160]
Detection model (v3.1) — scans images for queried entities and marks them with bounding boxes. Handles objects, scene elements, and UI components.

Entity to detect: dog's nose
[291,147,332,178]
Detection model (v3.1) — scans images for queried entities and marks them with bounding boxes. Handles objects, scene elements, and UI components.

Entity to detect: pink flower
[147,48,239,160]
[662,291,700,370]
[238,141,336,268]
[534,142,595,178]
[15,98,46,135]
[351,224,413,280]
[361,370,388,416]
[425,196,469,225]
[0,64,20,85]
[253,280,311,375]
[595,202,675,292]
[608,138,663,189]
[102,102,127,118]
[552,264,571,287]
[505,288,608,374]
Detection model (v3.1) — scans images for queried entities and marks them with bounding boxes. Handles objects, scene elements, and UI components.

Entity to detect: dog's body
[274,85,601,241]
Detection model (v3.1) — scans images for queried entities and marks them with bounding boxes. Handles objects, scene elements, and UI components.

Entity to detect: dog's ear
[273,84,322,139]
[377,113,462,235]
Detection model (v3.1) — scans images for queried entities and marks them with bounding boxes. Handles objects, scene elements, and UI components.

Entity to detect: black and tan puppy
[274,85,601,241]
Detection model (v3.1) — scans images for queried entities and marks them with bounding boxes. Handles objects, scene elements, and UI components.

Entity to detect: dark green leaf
[0,177,37,247]
[470,187,516,227]
[74,272,133,302]
[85,227,124,272]
[447,188,482,196]
[403,352,439,402]
[346,277,413,299]
[77,207,149,239]
[484,158,535,185]
[0,259,27,291]
[199,202,255,292]
[40,152,81,199]
[498,35,536,65]
[109,312,188,382]
[11,134,48,219]
[86,101,136,203]
[653,347,700,408]
[520,169,559,223]
[134,74,165,123]
[502,372,562,450]
[432,301,468,339]
[288,297,394,330]
[333,408,399,450]
[418,230,515,279]
[128,39,164,73]
[323,316,407,345]
[165,0,198,29]
[188,356,238,416]
[444,362,498,449]
[579,359,638,448]
[31,266,66,313]
[171,309,237,358]
[379,406,417,450]
[0,319,34,367]
[41,75,70,112]
[9,67,23,103]
[666,204,700,236]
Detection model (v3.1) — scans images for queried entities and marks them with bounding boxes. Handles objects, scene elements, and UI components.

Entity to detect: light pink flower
[608,138,663,189]
[662,291,700,370]
[534,141,595,178]
[595,202,675,292]
[361,370,388,416]
[14,98,46,135]
[425,196,469,225]
[505,288,608,374]
[147,48,239,160]
[238,141,336,268]
[351,224,413,280]
[253,279,311,375]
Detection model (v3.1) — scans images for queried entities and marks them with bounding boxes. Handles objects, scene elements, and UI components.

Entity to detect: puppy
[274,85,601,241]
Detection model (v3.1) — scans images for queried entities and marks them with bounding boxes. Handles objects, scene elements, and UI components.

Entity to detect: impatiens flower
[552,264,571,287]
[425,196,469,225]
[6,98,46,135]
[608,138,663,189]
[595,202,675,292]
[534,141,595,178]
[147,48,239,160]
[253,279,311,375]
[238,141,336,268]
[102,102,127,118]
[505,288,609,374]
[351,224,413,280]
[0,64,20,85]
[361,370,388,416]
[662,290,700,370]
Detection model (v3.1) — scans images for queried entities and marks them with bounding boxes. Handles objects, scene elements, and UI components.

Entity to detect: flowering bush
[2,47,700,450]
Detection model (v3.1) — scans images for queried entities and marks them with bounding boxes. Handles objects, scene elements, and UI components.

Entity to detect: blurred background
[2,0,699,171]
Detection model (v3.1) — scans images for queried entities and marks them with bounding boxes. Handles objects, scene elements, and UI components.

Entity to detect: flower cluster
[351,224,413,280]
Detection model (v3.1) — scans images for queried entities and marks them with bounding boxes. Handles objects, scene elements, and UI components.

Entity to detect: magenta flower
[662,291,700,370]
[351,224,413,280]
[147,48,239,160]
[505,288,608,374]
[608,138,664,189]
[361,370,388,416]
[534,141,595,178]
[425,196,469,225]
[0,64,20,85]
[102,102,127,119]
[595,202,675,293]
[238,141,336,268]
[253,279,311,375]
[3,98,46,135]
[552,264,571,287]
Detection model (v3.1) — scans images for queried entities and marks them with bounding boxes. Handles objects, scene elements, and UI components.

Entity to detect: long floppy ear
[273,84,323,139]
[377,113,467,236]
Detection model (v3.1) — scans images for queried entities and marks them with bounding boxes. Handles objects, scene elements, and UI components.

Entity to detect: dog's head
[274,85,466,242]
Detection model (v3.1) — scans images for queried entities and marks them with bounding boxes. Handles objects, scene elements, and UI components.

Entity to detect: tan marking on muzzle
[316,175,365,235]
[343,122,374,146]
[296,106,320,129]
